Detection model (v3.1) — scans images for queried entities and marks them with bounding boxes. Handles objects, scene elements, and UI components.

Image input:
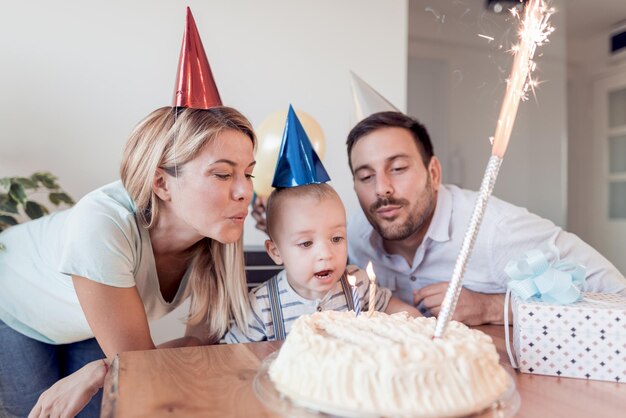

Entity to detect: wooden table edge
[101,355,120,418]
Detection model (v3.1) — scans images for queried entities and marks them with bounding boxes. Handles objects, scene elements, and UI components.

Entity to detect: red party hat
[172,7,222,109]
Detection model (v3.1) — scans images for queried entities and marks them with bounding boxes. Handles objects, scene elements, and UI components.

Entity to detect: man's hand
[413,282,506,326]
[28,359,108,418]
[251,195,268,234]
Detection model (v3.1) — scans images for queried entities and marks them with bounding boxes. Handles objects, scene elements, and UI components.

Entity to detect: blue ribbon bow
[504,246,586,305]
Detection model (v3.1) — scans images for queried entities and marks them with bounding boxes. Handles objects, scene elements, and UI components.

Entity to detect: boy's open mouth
[314,270,332,279]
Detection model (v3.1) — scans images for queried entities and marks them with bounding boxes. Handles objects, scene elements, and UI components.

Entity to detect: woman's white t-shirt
[0,181,190,344]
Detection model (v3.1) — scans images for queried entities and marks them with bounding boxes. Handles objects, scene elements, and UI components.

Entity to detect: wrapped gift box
[511,292,626,382]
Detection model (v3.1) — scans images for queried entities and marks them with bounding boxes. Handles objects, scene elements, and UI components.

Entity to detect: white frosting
[269,311,509,418]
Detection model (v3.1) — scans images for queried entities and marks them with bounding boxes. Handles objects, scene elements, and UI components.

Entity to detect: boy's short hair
[265,183,341,241]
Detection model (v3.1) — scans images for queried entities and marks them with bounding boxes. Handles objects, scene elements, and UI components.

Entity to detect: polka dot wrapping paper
[511,292,626,383]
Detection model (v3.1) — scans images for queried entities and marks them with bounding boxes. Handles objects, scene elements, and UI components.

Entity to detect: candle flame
[347,274,356,286]
[366,261,376,283]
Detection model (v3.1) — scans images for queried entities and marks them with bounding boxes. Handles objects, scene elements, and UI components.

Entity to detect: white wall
[0,0,408,244]
[407,0,567,226]
[567,31,610,241]
[567,25,626,272]
[0,1,408,343]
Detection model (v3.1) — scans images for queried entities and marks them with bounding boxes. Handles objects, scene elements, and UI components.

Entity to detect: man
[346,111,625,324]
[253,111,626,325]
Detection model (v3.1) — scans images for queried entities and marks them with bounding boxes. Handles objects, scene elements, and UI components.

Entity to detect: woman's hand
[28,359,108,418]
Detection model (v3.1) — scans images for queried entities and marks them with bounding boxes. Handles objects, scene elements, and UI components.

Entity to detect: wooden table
[101,326,626,417]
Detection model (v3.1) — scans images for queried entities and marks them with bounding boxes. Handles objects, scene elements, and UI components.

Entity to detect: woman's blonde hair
[120,106,255,340]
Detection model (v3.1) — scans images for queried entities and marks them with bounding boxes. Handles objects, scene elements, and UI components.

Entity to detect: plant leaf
[49,192,74,206]
[25,201,47,219]
[0,215,18,226]
[9,183,27,206]
[0,178,10,190]
[0,242,5,251]
[31,172,59,190]
[0,194,18,214]
[49,193,60,205]
[14,177,39,189]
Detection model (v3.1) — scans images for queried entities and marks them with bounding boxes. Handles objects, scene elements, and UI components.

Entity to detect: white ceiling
[566,0,626,40]
[409,0,626,41]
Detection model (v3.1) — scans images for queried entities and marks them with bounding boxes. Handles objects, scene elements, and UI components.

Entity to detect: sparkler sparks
[492,0,555,157]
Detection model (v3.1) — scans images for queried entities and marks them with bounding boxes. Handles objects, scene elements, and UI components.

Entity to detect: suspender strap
[339,273,355,312]
[267,275,287,341]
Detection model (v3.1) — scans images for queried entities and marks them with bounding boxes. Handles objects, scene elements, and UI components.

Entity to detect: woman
[0,106,256,418]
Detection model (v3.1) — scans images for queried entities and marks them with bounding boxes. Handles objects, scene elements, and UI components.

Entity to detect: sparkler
[434,0,554,338]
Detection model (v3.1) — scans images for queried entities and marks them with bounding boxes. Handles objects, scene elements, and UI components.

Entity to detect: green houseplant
[0,172,74,249]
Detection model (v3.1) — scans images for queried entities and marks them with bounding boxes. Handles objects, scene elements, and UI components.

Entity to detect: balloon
[253,108,325,197]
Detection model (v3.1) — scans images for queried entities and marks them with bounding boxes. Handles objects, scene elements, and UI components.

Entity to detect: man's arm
[414,283,512,326]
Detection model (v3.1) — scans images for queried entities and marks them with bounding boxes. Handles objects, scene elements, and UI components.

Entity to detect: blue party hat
[271,105,330,188]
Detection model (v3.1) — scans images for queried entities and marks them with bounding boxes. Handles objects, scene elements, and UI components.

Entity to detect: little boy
[224,183,420,343]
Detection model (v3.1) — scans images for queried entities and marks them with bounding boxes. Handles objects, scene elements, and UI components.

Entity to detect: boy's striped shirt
[223,267,391,343]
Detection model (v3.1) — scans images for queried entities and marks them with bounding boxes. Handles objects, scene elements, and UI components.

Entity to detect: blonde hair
[265,183,341,241]
[120,106,255,339]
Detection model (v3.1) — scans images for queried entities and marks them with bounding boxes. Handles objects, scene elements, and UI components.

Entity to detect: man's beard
[366,179,436,241]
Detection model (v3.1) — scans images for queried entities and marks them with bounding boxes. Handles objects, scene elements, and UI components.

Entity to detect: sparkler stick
[434,0,554,338]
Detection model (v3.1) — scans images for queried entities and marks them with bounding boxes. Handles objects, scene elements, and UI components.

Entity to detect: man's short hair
[346,111,434,172]
[265,183,340,241]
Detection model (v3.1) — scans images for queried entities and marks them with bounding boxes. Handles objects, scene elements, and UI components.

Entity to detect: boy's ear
[153,169,172,201]
[265,239,283,265]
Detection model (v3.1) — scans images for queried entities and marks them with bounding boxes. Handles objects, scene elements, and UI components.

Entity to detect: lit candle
[366,261,376,317]
[347,274,361,316]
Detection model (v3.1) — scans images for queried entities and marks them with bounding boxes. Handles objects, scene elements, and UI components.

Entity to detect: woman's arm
[30,275,173,418]
[72,275,156,356]
[75,277,211,363]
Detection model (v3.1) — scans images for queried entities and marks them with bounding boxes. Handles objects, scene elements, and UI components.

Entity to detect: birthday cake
[268,311,510,418]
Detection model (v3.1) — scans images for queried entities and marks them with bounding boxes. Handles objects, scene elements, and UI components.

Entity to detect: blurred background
[1,0,625,341]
